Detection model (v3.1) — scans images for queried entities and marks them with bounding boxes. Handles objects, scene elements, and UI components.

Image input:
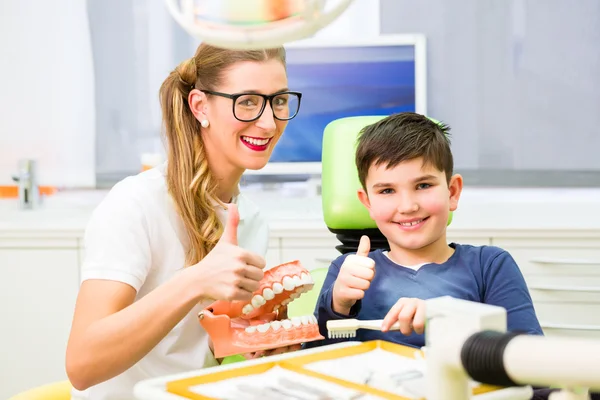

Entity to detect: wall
[0,1,96,188]
[380,0,600,186]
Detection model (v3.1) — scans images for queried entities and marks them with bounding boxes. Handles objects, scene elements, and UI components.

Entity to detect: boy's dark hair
[355,112,453,189]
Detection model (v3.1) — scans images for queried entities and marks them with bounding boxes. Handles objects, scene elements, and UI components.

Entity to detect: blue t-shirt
[306,243,543,349]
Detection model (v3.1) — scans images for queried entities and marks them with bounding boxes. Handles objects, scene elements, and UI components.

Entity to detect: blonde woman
[66,43,302,399]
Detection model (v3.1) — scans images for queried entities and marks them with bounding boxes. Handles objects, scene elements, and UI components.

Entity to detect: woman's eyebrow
[236,88,290,94]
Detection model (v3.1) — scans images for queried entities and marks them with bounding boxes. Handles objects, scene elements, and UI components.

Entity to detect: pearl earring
[201,119,210,128]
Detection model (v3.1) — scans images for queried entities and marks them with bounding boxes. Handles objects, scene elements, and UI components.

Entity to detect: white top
[72,165,269,400]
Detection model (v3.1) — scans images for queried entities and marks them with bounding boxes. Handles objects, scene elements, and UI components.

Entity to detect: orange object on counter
[0,185,57,198]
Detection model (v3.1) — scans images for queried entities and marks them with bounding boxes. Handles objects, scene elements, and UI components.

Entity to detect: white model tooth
[292,275,302,287]
[310,315,318,324]
[291,317,302,327]
[270,321,282,331]
[242,304,254,314]
[290,292,300,299]
[251,295,266,308]
[301,316,310,325]
[282,276,295,291]
[272,282,284,294]
[281,298,292,305]
[257,323,270,333]
[300,273,311,284]
[245,326,257,333]
[282,320,293,330]
[262,288,275,300]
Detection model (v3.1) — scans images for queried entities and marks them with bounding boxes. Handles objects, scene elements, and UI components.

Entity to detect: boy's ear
[448,173,463,212]
[357,188,375,218]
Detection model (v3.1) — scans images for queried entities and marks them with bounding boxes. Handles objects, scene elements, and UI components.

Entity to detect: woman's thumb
[220,203,239,245]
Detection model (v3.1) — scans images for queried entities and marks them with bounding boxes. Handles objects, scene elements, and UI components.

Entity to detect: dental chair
[321,115,452,254]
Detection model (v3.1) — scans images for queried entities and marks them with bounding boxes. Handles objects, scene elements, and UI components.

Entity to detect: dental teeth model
[198,260,324,358]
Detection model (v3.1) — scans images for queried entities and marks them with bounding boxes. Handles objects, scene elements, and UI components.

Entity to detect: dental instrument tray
[165,340,515,400]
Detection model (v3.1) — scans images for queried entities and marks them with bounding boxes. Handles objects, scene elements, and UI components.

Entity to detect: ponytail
[159,58,222,266]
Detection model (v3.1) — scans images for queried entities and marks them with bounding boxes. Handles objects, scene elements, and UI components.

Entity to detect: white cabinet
[0,241,80,399]
[492,237,600,339]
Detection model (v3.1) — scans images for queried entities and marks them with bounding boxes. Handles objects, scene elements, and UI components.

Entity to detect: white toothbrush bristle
[328,330,357,339]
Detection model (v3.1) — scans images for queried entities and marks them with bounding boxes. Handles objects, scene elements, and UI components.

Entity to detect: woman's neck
[208,160,244,204]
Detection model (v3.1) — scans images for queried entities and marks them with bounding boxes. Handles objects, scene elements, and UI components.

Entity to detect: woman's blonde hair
[159,43,286,266]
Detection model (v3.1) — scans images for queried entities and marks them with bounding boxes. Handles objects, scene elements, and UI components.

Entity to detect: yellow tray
[282,340,503,399]
[165,340,503,400]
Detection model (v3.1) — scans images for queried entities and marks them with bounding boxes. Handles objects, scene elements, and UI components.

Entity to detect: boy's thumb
[356,235,371,257]
[220,203,239,245]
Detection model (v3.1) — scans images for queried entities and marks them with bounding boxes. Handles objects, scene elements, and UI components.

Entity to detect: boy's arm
[483,250,544,335]
[303,258,362,349]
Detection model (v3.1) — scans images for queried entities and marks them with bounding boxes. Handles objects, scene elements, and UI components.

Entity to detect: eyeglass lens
[234,93,300,121]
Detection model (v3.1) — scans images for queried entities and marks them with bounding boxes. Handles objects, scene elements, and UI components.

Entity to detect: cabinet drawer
[280,236,341,271]
[541,324,600,340]
[533,301,600,327]
[491,239,600,286]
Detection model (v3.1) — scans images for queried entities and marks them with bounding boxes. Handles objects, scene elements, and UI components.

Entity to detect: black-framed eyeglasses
[201,90,302,122]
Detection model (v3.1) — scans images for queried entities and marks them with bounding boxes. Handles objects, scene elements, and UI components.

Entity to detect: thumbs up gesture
[332,236,375,315]
[192,203,266,302]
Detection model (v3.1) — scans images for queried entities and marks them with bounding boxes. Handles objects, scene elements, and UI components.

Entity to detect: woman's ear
[448,173,463,212]
[188,89,208,123]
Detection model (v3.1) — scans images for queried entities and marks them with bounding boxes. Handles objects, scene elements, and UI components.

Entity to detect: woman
[66,43,302,399]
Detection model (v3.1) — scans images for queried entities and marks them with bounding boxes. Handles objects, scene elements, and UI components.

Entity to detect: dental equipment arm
[425,296,600,400]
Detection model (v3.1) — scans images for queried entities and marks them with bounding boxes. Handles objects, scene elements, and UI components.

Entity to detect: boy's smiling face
[358,157,463,263]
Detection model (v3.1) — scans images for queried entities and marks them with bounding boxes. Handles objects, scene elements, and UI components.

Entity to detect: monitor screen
[245,34,427,176]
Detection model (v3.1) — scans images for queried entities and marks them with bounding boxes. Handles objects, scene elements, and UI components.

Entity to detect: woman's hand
[242,306,302,359]
[190,203,266,302]
[381,297,426,335]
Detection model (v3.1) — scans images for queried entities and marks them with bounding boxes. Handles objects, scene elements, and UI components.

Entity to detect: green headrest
[321,115,453,231]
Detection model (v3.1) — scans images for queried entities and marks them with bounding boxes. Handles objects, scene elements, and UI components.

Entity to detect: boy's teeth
[400,219,423,226]
[242,136,269,146]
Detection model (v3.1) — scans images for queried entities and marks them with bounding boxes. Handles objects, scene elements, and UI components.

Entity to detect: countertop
[2,187,600,235]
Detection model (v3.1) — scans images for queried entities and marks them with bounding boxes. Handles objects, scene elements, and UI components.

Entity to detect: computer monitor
[244,33,427,177]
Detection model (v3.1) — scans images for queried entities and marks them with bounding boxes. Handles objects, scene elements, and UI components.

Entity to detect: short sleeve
[81,178,152,291]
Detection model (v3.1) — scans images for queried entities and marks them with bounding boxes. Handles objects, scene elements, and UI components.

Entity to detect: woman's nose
[255,102,277,131]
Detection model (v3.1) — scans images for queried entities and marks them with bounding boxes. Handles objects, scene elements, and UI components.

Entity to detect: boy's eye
[379,188,394,194]
[417,183,431,190]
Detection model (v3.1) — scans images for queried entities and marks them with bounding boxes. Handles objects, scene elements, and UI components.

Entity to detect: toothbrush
[326,319,402,338]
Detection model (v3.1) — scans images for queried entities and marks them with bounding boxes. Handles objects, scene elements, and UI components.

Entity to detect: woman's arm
[66,202,265,391]
[66,267,201,391]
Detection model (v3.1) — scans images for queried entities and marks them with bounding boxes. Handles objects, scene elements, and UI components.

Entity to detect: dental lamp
[164,0,355,49]
[425,296,600,400]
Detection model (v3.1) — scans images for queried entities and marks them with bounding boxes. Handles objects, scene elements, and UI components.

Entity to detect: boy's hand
[382,297,426,335]
[332,236,375,315]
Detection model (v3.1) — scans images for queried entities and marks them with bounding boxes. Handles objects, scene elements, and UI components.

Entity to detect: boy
[307,112,543,349]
